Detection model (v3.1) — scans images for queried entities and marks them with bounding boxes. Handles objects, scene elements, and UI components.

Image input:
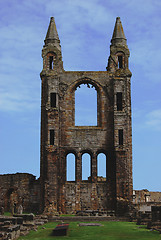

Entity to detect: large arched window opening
[82,153,91,180]
[75,83,97,126]
[97,153,106,181]
[66,153,75,181]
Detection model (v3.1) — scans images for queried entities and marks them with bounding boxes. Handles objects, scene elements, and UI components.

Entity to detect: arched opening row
[66,153,106,182]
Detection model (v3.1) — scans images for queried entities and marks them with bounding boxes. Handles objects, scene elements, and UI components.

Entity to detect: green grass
[59,214,75,217]
[4,212,12,216]
[4,212,34,216]
[18,221,161,240]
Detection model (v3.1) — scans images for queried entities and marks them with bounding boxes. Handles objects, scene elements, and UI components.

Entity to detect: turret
[41,17,64,73]
[107,17,130,74]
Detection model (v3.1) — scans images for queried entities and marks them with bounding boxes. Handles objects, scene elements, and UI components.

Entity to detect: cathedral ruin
[39,16,133,215]
[0,17,134,216]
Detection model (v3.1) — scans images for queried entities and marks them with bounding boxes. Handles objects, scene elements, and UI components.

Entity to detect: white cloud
[145,109,161,130]
[46,0,114,26]
[131,39,161,83]
[0,18,42,112]
[0,87,39,112]
[44,0,115,71]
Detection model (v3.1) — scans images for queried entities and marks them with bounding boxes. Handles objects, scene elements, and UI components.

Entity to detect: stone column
[76,152,82,182]
[91,152,97,182]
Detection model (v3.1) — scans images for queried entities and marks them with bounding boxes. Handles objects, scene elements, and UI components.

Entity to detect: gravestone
[52,223,69,236]
[18,205,23,214]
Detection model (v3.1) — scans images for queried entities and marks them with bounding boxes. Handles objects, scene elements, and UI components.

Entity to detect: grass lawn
[18,221,161,240]
[4,212,12,216]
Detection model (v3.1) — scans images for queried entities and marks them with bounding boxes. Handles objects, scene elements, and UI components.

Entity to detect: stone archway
[4,188,19,212]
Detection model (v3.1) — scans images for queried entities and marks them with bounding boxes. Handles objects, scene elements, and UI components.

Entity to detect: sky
[0,0,161,191]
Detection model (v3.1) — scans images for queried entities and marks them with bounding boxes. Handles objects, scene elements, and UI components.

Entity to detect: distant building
[133,189,161,212]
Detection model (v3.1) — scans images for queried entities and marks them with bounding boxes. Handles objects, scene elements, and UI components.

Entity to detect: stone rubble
[0,214,48,240]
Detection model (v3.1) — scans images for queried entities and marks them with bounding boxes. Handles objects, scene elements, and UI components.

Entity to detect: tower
[40,17,133,216]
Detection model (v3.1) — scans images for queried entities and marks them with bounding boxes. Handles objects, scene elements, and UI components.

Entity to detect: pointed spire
[44,17,61,50]
[111,17,127,46]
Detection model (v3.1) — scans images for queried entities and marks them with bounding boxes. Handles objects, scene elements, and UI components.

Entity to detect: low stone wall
[0,214,48,240]
[48,215,129,222]
[134,202,161,213]
[135,206,161,234]
[135,190,161,203]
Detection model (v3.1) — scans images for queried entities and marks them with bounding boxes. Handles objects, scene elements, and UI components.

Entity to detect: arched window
[97,153,106,181]
[116,92,122,111]
[82,153,91,180]
[117,52,124,69]
[49,56,54,69]
[50,93,56,108]
[75,83,97,126]
[118,55,123,68]
[66,153,75,181]
[48,53,56,70]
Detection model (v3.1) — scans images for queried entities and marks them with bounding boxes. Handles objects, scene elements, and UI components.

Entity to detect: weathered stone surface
[14,214,34,221]
[133,190,161,213]
[79,223,103,226]
[133,190,161,204]
[144,206,161,233]
[0,215,48,239]
[40,17,133,216]
[0,173,40,214]
[0,17,136,217]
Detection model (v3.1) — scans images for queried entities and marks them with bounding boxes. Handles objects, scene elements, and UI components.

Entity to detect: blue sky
[0,0,161,191]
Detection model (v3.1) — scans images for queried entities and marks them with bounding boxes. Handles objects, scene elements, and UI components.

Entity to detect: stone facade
[133,189,161,212]
[1,17,161,217]
[133,190,161,204]
[40,17,133,216]
[0,173,40,214]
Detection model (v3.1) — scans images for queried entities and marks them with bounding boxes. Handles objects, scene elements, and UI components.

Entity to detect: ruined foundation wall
[134,190,161,204]
[0,173,40,213]
[64,183,108,213]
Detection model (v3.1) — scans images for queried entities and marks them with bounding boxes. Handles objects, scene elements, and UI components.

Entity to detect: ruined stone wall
[0,173,40,213]
[40,70,132,215]
[40,17,133,215]
[133,190,161,204]
[133,190,161,213]
[64,182,108,213]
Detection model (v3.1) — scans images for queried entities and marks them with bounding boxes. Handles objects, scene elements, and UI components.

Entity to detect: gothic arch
[97,152,107,181]
[67,78,104,127]
[65,149,77,158]
[72,78,100,92]
[96,149,108,156]
[66,153,76,181]
[81,152,92,181]
[80,149,93,157]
